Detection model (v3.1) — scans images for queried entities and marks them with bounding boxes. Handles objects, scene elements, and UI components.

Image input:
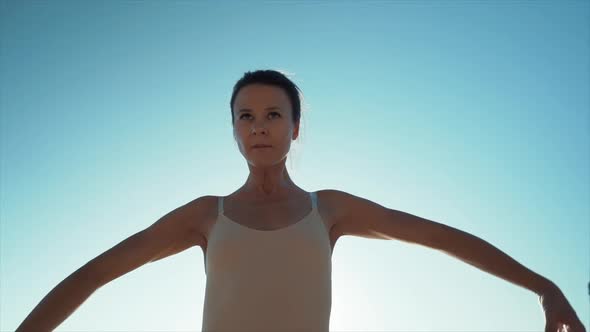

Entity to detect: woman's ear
[292,121,300,140]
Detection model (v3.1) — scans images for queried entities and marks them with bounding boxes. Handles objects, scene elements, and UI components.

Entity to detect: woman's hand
[539,284,586,332]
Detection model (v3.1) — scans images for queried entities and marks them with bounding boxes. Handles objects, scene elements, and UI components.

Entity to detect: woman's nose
[251,125,268,135]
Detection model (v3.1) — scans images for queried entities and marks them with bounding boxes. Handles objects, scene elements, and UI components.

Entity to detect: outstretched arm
[15,264,102,332]
[327,189,586,332]
[16,196,208,331]
[427,225,584,332]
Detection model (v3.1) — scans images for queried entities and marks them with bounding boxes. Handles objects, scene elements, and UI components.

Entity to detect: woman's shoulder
[184,195,219,210]
[315,188,352,215]
[316,188,351,203]
[182,195,221,234]
[315,188,377,219]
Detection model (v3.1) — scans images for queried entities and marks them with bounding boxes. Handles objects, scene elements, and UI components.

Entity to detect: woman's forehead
[234,84,290,109]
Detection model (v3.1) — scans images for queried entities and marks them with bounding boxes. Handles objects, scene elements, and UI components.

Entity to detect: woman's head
[230,69,303,127]
[230,70,304,168]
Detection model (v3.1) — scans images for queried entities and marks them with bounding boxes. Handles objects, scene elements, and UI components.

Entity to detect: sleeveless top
[201,191,332,332]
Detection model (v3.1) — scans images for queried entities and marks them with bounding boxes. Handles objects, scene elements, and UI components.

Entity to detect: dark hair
[230,69,303,126]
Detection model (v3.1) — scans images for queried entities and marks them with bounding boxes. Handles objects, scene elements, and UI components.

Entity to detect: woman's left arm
[436,227,585,332]
[329,190,587,332]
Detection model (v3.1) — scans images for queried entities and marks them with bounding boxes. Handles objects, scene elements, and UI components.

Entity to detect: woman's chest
[223,200,313,231]
[201,190,340,252]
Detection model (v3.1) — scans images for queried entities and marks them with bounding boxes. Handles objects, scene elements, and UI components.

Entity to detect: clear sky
[1,1,588,331]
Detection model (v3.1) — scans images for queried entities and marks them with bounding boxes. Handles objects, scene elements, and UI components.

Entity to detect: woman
[16,70,585,332]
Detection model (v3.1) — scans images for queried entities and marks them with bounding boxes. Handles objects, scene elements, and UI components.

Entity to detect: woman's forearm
[436,225,556,296]
[16,266,102,332]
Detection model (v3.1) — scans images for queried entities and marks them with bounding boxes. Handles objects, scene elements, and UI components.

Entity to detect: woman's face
[232,84,299,167]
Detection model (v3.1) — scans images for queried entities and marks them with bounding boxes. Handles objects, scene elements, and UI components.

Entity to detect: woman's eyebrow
[238,106,281,113]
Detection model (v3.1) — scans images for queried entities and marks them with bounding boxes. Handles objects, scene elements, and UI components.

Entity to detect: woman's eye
[239,112,280,120]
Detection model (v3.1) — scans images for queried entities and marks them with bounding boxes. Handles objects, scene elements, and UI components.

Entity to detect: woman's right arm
[15,196,210,332]
[15,262,102,332]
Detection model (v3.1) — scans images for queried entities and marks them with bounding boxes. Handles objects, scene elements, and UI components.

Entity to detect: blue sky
[1,0,588,331]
